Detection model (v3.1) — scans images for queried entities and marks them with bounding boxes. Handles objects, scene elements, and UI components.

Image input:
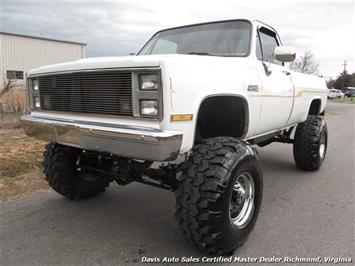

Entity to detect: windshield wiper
[186,52,212,56]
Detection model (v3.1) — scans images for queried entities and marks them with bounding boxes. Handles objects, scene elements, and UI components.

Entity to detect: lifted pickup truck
[21,18,328,255]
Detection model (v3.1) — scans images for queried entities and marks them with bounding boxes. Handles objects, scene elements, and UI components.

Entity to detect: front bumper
[20,115,182,161]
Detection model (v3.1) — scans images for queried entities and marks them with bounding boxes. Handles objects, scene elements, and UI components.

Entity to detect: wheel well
[195,96,248,143]
[309,99,322,115]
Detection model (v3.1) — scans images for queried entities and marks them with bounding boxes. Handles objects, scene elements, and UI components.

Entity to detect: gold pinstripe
[251,89,327,98]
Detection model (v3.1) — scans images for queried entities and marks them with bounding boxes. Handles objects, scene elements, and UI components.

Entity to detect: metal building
[0,32,86,83]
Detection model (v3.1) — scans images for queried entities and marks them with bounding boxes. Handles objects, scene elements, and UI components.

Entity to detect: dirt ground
[0,128,48,201]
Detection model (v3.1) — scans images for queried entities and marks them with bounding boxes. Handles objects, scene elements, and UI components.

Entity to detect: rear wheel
[293,115,328,171]
[175,137,263,255]
[43,143,112,200]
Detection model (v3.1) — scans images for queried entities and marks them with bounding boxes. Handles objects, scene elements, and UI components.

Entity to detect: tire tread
[293,115,327,171]
[175,137,259,254]
[43,143,110,200]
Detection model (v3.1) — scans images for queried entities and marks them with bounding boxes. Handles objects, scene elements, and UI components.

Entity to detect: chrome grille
[38,71,133,116]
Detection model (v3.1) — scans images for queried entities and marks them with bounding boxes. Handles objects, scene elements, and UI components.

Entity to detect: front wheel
[175,137,263,255]
[293,115,328,171]
[43,143,112,200]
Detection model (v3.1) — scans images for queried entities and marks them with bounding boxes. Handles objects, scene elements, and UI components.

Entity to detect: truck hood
[27,54,248,76]
[28,55,162,76]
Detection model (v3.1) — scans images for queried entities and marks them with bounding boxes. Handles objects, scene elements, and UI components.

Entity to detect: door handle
[282,70,291,76]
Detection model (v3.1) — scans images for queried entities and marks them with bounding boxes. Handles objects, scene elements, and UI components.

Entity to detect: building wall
[0,33,86,84]
[0,34,3,80]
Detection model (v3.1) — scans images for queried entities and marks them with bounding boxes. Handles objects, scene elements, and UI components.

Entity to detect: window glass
[139,21,251,57]
[151,39,177,54]
[259,29,279,63]
[256,33,262,60]
[6,70,24,80]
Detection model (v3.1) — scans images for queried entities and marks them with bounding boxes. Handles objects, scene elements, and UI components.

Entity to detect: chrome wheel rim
[319,130,326,159]
[230,171,255,228]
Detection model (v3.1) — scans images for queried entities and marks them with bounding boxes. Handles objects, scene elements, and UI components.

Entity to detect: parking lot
[0,103,354,265]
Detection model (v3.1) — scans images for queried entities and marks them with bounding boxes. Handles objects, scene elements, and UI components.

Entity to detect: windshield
[138,20,251,57]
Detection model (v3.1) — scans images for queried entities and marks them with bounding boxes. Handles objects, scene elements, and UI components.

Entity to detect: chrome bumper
[20,115,182,161]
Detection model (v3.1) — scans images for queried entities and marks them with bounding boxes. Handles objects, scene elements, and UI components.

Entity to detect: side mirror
[274,46,296,62]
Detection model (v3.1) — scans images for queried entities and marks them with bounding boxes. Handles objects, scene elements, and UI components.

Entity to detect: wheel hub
[319,130,326,159]
[230,171,255,228]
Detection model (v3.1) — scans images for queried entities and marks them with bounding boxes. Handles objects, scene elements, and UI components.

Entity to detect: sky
[1,0,354,79]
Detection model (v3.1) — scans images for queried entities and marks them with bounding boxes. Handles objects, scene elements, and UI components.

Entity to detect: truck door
[256,27,294,133]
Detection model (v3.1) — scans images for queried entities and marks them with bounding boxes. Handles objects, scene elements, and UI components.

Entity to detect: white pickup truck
[21,18,328,255]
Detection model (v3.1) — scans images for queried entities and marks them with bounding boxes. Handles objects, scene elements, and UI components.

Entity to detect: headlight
[32,79,39,91]
[139,74,158,90]
[33,96,41,108]
[140,100,158,116]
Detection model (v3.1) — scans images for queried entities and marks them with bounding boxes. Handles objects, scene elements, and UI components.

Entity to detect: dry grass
[0,78,27,114]
[0,170,49,201]
[0,128,48,201]
[328,97,355,104]
[0,89,27,113]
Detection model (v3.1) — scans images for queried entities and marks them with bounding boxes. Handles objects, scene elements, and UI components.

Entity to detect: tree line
[326,72,355,90]
[288,50,354,91]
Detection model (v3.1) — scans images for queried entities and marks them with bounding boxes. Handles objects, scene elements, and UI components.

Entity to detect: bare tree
[0,76,25,114]
[0,76,21,97]
[290,50,319,75]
